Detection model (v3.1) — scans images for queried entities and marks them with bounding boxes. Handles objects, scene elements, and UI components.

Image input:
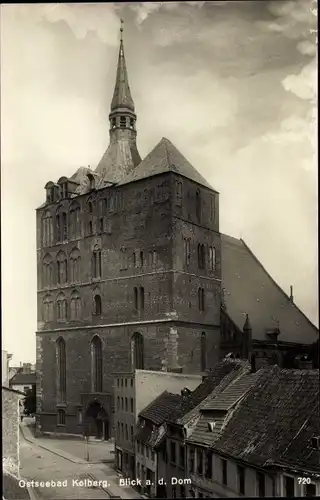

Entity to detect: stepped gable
[118,137,215,190]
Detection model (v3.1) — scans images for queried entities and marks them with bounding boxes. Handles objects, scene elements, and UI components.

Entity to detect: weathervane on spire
[120,18,124,42]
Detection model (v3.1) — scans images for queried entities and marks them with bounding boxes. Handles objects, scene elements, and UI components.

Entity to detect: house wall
[2,350,11,387]
[114,373,135,477]
[2,388,21,476]
[11,383,33,394]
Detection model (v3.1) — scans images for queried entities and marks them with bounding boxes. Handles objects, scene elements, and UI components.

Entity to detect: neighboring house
[2,350,13,387]
[10,371,36,394]
[2,386,25,475]
[185,366,320,498]
[135,391,182,498]
[114,369,202,479]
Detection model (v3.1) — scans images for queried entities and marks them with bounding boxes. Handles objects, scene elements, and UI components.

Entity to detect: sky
[1,1,317,364]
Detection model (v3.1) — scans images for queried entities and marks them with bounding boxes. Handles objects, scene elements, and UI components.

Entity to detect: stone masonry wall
[2,388,20,476]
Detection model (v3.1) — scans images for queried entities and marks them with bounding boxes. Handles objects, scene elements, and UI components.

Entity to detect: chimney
[242,314,252,361]
[289,285,294,303]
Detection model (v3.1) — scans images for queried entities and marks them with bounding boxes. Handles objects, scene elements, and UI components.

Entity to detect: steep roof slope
[221,234,318,344]
[118,137,215,190]
[139,390,183,426]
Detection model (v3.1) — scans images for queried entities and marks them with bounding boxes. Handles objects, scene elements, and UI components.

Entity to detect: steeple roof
[110,20,135,113]
[118,137,216,190]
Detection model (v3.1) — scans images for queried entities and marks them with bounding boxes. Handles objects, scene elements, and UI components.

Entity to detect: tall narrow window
[62,212,67,240]
[70,248,81,283]
[56,337,66,402]
[208,246,216,271]
[56,214,61,242]
[57,292,68,321]
[43,254,53,287]
[91,335,103,392]
[197,449,203,475]
[221,458,228,486]
[88,221,93,235]
[70,202,80,238]
[205,451,212,479]
[140,251,144,267]
[43,294,54,322]
[200,332,206,371]
[57,251,68,285]
[198,288,205,312]
[131,332,144,370]
[42,211,53,247]
[99,217,104,233]
[195,189,201,223]
[88,201,93,214]
[70,290,81,320]
[257,472,265,497]
[184,238,191,267]
[133,287,138,311]
[120,247,128,270]
[94,294,102,315]
[139,287,145,311]
[92,246,102,278]
[237,466,245,495]
[57,409,66,425]
[133,252,136,268]
[198,244,205,269]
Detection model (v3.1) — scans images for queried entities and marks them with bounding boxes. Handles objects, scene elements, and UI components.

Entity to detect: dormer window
[87,174,95,191]
[60,183,68,199]
[46,187,54,203]
[120,116,126,128]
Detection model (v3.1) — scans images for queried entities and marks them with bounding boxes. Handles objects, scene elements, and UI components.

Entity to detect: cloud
[282,60,317,100]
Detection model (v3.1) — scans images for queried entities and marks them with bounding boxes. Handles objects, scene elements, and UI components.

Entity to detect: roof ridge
[240,238,318,332]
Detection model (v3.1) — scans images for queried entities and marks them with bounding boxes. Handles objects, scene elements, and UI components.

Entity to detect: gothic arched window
[70,290,81,320]
[92,245,102,279]
[57,251,68,285]
[131,332,144,370]
[198,288,205,312]
[57,292,68,321]
[93,294,102,315]
[56,337,66,402]
[55,206,68,242]
[201,332,207,371]
[133,287,138,311]
[42,211,54,247]
[209,246,216,271]
[43,294,54,322]
[198,244,205,269]
[196,189,201,223]
[70,248,81,283]
[91,335,103,392]
[43,254,54,287]
[69,201,81,238]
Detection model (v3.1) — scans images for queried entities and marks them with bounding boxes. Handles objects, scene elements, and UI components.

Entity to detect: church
[36,25,318,436]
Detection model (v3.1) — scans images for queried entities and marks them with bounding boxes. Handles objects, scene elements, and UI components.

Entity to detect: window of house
[57,409,66,426]
[237,465,245,495]
[121,422,124,437]
[197,449,203,475]
[284,476,294,497]
[170,441,176,464]
[93,294,102,315]
[208,246,216,271]
[189,448,195,474]
[257,472,265,497]
[77,409,83,425]
[131,378,133,387]
[117,396,120,410]
[125,397,128,411]
[121,378,124,387]
[125,425,128,440]
[130,398,134,413]
[99,217,104,233]
[117,422,120,438]
[172,485,177,498]
[179,445,185,468]
[140,286,145,310]
[120,116,126,128]
[133,251,136,267]
[205,451,212,479]
[92,247,102,278]
[121,397,124,410]
[131,425,134,441]
[305,482,316,497]
[221,458,228,486]
[88,220,93,235]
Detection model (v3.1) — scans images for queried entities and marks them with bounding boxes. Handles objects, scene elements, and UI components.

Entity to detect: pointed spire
[110,19,135,113]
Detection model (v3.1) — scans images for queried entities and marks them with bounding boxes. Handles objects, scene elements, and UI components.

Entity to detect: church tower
[95,20,141,184]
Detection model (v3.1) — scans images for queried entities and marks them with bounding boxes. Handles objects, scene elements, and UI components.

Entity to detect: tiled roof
[201,372,259,411]
[10,372,36,386]
[110,38,135,113]
[221,234,318,344]
[187,414,226,446]
[95,137,141,184]
[211,366,320,474]
[139,391,183,426]
[3,473,30,499]
[118,137,215,190]
[168,359,248,425]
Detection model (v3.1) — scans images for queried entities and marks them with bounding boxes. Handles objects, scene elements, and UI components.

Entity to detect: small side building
[2,386,25,475]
